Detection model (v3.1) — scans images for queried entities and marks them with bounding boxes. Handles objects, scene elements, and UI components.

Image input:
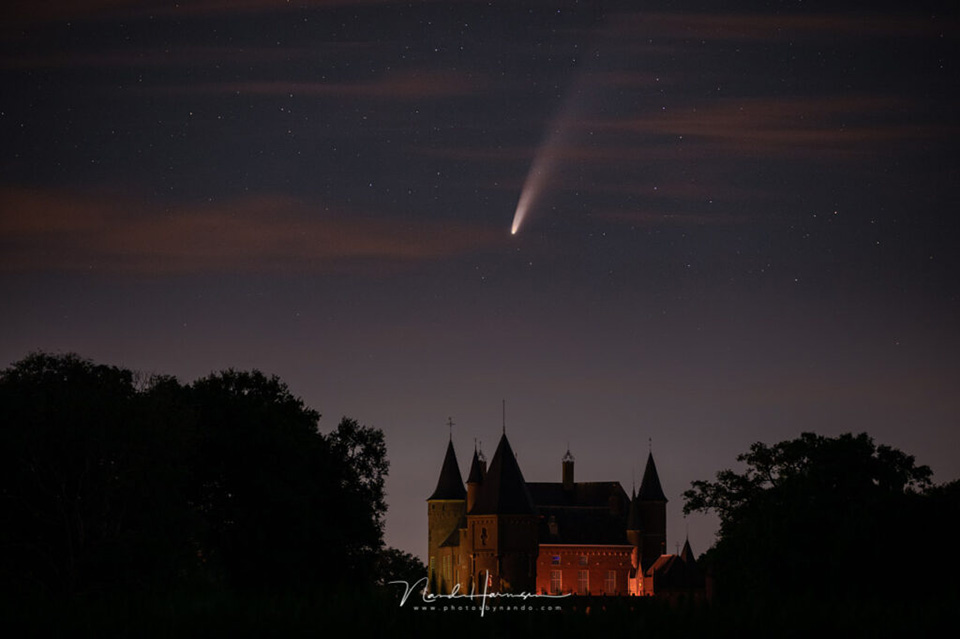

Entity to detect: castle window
[605,570,616,593]
[551,555,560,565]
[480,527,488,546]
[578,555,588,566]
[550,570,562,594]
[578,570,589,594]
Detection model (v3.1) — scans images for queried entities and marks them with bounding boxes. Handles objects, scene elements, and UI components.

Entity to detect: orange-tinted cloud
[0,186,503,274]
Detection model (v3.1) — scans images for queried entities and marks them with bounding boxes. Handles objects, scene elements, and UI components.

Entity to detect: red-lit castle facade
[427,432,704,599]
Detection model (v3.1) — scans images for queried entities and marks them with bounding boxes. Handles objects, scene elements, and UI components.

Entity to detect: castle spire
[562,445,575,490]
[638,450,667,502]
[427,438,466,501]
[470,432,535,515]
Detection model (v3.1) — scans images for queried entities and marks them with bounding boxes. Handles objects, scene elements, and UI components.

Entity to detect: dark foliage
[376,547,426,587]
[683,432,958,608]
[0,352,388,597]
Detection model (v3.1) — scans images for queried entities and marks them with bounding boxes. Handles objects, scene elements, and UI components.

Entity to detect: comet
[510,126,563,236]
[510,70,594,235]
[508,24,618,235]
[511,157,549,235]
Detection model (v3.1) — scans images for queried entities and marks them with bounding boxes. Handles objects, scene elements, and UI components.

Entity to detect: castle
[427,431,705,598]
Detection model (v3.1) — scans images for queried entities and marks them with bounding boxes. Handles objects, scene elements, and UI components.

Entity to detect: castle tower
[426,438,466,592]
[467,433,539,593]
[637,451,667,570]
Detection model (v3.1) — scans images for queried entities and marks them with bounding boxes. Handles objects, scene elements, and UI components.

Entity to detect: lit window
[605,570,616,593]
[550,570,562,594]
[578,569,589,594]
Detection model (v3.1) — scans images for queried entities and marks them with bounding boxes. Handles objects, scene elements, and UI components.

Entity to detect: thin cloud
[142,69,487,100]
[2,0,452,26]
[610,12,954,42]
[0,44,372,71]
[0,186,503,274]
[591,207,750,227]
[581,96,948,158]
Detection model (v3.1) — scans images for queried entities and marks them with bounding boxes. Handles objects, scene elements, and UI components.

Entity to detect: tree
[683,432,936,604]
[1,352,393,597]
[0,352,195,595]
[326,417,389,584]
[187,372,389,591]
[375,547,426,587]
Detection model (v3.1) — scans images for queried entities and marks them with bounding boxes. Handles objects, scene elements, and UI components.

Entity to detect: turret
[637,451,668,567]
[626,487,642,547]
[562,448,575,491]
[466,446,486,513]
[427,438,466,592]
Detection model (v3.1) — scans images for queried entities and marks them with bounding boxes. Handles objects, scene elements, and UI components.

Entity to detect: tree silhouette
[683,432,946,605]
[0,353,391,597]
[0,353,195,595]
[376,547,426,587]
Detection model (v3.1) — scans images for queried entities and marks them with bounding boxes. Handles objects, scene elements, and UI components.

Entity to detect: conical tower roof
[470,433,535,514]
[427,439,466,500]
[680,538,696,564]
[467,448,486,484]
[638,451,667,502]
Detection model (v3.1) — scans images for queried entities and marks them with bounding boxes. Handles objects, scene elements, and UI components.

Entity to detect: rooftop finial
[447,416,454,441]
[502,399,506,435]
[648,437,652,452]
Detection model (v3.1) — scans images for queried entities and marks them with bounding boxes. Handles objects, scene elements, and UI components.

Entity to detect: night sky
[3,0,958,560]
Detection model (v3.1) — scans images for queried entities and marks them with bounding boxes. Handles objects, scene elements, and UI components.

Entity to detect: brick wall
[535,545,633,595]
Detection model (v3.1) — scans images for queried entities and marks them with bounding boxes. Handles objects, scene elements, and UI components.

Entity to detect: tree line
[0,351,423,598]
